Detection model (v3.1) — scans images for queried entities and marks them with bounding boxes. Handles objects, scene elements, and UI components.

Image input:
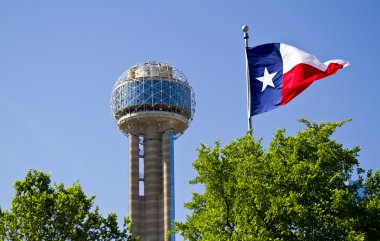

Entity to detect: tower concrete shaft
[129,130,174,241]
[162,130,172,241]
[144,131,162,241]
[129,135,140,236]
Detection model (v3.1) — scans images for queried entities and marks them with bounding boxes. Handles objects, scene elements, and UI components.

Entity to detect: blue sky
[1,1,379,239]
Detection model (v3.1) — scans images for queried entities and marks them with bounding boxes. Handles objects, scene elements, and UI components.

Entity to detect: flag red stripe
[280,63,344,105]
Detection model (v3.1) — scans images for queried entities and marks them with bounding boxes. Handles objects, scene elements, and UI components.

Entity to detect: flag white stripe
[280,43,349,74]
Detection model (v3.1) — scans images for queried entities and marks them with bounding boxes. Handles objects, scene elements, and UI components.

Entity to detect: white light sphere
[111,61,196,138]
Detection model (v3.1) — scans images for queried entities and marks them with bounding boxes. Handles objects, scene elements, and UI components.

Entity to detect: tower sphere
[111,61,195,138]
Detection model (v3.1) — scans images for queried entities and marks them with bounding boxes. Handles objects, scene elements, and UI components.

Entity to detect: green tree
[0,170,139,241]
[174,119,380,241]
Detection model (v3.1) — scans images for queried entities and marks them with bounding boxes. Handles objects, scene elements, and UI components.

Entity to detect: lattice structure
[111,61,196,138]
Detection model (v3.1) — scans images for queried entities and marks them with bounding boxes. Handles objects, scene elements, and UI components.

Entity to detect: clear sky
[1,1,379,240]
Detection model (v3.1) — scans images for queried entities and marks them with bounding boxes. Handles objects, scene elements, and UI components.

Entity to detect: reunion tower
[111,61,195,241]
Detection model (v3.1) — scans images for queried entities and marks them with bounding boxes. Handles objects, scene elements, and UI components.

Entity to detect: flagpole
[242,25,252,130]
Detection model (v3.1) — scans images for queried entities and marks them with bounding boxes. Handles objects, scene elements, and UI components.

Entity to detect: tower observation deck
[111,61,195,241]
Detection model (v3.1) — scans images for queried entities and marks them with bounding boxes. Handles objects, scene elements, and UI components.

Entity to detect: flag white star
[256,67,277,92]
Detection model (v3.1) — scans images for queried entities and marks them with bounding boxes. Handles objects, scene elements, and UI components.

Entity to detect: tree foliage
[175,119,380,241]
[0,170,138,241]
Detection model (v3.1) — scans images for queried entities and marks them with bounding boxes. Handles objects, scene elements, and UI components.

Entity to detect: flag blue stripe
[247,43,283,116]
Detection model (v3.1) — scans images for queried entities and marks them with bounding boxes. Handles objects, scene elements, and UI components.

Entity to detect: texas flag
[246,43,349,116]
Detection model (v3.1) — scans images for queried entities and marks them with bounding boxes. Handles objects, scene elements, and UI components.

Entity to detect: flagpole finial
[242,25,249,48]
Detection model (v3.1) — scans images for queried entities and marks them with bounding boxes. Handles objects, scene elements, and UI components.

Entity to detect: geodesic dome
[111,61,195,138]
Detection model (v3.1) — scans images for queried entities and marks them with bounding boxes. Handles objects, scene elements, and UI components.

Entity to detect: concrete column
[129,134,140,237]
[144,131,162,241]
[162,130,171,241]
